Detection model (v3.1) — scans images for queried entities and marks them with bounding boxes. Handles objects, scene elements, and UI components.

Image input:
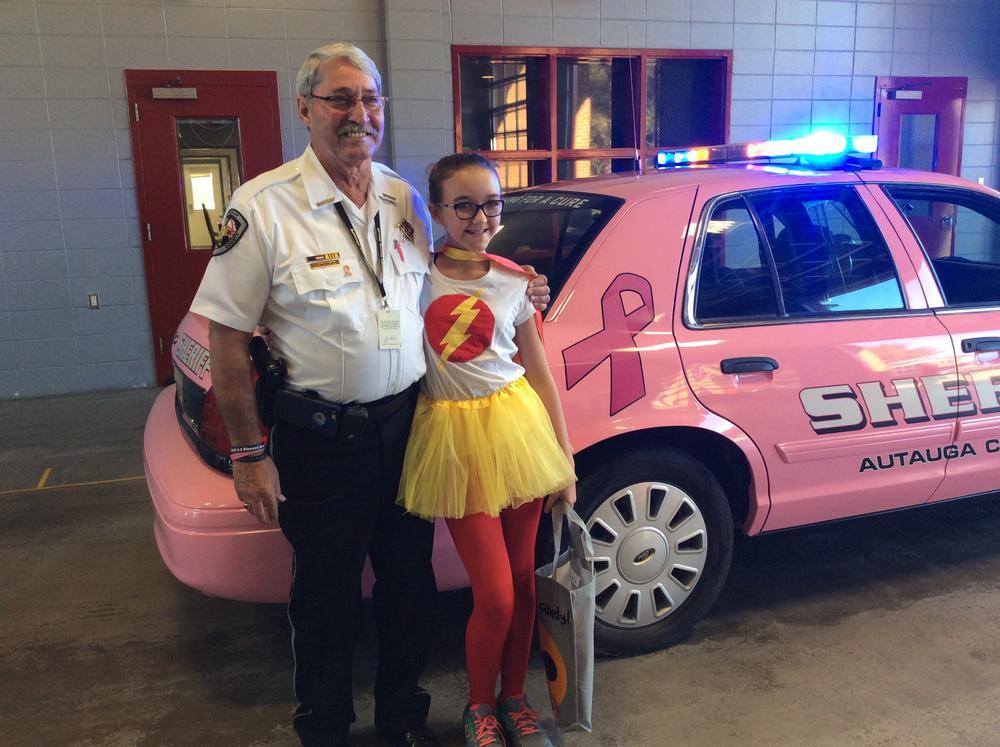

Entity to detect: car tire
[576,445,734,656]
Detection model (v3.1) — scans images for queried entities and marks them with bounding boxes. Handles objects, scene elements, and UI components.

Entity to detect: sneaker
[463,703,507,747]
[496,696,553,747]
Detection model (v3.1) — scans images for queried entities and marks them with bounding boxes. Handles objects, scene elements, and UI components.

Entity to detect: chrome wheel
[588,480,709,629]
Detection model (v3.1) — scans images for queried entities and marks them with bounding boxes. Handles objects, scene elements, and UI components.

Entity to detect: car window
[696,198,779,321]
[748,186,905,316]
[883,186,1000,307]
[488,191,623,303]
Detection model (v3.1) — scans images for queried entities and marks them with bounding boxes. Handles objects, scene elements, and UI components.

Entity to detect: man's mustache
[337,125,377,137]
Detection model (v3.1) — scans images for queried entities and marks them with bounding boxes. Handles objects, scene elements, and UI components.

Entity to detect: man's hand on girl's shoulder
[521,266,551,310]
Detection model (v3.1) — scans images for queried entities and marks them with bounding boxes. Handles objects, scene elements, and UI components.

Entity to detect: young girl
[397,153,576,747]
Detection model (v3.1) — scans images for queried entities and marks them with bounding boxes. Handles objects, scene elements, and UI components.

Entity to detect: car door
[674,183,958,531]
[879,183,1000,502]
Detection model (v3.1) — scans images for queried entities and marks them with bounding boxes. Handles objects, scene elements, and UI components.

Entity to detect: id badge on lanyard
[333,201,401,350]
[377,307,401,350]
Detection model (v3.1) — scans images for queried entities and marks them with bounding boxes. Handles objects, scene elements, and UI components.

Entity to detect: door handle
[720,357,780,374]
[961,337,1000,353]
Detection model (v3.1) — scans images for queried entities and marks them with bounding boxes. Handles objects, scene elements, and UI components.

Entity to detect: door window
[885,187,1000,306]
[694,186,905,323]
[695,198,778,321]
[898,114,938,171]
[178,118,242,251]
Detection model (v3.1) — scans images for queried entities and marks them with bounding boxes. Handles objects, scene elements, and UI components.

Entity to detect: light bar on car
[655,132,879,167]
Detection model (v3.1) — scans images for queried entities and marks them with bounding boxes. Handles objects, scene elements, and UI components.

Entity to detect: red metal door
[126,70,283,383]
[874,76,967,176]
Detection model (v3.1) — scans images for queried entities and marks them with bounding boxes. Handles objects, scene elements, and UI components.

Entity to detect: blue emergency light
[655,132,880,169]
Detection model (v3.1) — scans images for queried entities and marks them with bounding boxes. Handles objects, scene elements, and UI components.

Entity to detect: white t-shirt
[191,146,432,403]
[420,261,535,401]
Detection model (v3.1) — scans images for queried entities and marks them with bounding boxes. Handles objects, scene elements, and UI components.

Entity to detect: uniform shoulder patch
[213,208,248,256]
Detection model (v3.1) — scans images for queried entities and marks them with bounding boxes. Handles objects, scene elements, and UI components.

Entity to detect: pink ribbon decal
[562,273,655,415]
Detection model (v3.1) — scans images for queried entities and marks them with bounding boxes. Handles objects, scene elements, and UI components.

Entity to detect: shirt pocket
[387,237,429,315]
[289,263,366,332]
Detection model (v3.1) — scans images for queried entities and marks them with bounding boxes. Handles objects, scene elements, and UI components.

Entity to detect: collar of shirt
[297,145,396,216]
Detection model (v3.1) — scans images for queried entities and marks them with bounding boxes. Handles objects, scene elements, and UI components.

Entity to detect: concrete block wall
[1,0,999,397]
[0,0,385,398]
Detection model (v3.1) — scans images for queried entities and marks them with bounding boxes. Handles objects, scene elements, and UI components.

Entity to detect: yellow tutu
[397,377,576,519]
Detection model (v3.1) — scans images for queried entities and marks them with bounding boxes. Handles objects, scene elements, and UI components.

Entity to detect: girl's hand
[544,482,576,512]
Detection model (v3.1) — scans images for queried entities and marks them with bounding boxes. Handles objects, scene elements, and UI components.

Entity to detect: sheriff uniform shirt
[191,145,432,403]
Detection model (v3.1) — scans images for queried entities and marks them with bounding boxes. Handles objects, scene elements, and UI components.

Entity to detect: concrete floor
[4,388,1000,746]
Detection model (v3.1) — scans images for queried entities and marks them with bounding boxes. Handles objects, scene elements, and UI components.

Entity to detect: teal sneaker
[496,696,553,747]
[463,703,507,747]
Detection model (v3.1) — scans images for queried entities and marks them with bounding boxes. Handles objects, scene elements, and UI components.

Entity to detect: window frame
[451,45,733,185]
[685,185,915,329]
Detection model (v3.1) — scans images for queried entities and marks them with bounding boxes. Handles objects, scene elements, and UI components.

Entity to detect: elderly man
[190,44,548,747]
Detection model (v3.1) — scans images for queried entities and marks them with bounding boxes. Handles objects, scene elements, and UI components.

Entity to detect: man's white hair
[295,43,382,96]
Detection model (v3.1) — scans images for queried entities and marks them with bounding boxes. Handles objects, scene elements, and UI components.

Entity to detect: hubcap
[587,481,709,628]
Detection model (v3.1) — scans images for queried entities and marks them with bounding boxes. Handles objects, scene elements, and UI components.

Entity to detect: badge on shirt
[306,252,340,269]
[212,208,248,256]
[377,307,401,350]
[397,219,415,244]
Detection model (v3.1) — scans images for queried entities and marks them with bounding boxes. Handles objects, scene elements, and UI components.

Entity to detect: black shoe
[293,708,350,747]
[383,724,441,747]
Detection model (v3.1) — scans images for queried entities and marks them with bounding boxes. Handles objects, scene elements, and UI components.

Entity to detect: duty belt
[273,384,417,441]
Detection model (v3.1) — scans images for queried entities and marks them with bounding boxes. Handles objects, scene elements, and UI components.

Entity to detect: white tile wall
[1,0,998,397]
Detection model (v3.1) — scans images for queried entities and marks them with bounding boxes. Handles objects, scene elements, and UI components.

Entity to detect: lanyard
[333,200,387,307]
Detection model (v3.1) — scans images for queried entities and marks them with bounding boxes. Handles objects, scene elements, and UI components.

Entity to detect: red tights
[446,499,542,707]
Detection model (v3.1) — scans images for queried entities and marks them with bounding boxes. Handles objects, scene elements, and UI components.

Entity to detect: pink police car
[145,134,1000,655]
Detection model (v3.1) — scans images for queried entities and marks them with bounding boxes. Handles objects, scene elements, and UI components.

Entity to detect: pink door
[874,76,967,176]
[878,182,1000,502]
[674,182,957,531]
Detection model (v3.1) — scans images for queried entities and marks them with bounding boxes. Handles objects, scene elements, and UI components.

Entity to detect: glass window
[177,119,241,251]
[646,58,727,149]
[454,47,731,187]
[556,57,637,150]
[556,157,637,180]
[748,186,905,315]
[459,55,548,152]
[886,187,1000,306]
[487,191,623,302]
[696,198,779,321]
[495,160,551,191]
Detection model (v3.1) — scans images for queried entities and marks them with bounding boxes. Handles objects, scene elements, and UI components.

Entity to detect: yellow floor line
[0,475,145,497]
[36,467,52,489]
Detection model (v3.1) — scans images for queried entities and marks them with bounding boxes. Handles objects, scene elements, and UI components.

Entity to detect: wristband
[231,451,269,463]
[230,442,267,455]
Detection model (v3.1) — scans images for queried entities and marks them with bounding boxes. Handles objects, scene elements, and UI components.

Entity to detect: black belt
[273,384,417,441]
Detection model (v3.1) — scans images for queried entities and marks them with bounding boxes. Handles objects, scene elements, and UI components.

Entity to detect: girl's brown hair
[427,153,500,204]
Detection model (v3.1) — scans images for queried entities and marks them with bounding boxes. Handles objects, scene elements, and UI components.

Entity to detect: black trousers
[272,392,437,744]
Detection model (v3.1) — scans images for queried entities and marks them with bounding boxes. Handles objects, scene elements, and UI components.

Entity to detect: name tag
[307,252,340,269]
[377,307,401,349]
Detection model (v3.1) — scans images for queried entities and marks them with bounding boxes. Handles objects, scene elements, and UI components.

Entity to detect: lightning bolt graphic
[438,293,482,368]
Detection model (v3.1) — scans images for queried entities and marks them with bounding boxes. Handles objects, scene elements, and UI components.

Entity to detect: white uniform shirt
[420,262,535,401]
[191,146,432,403]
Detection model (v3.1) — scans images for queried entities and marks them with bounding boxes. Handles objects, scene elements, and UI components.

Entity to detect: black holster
[250,336,286,427]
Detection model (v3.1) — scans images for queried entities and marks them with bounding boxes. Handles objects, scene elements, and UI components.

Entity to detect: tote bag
[535,501,596,732]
